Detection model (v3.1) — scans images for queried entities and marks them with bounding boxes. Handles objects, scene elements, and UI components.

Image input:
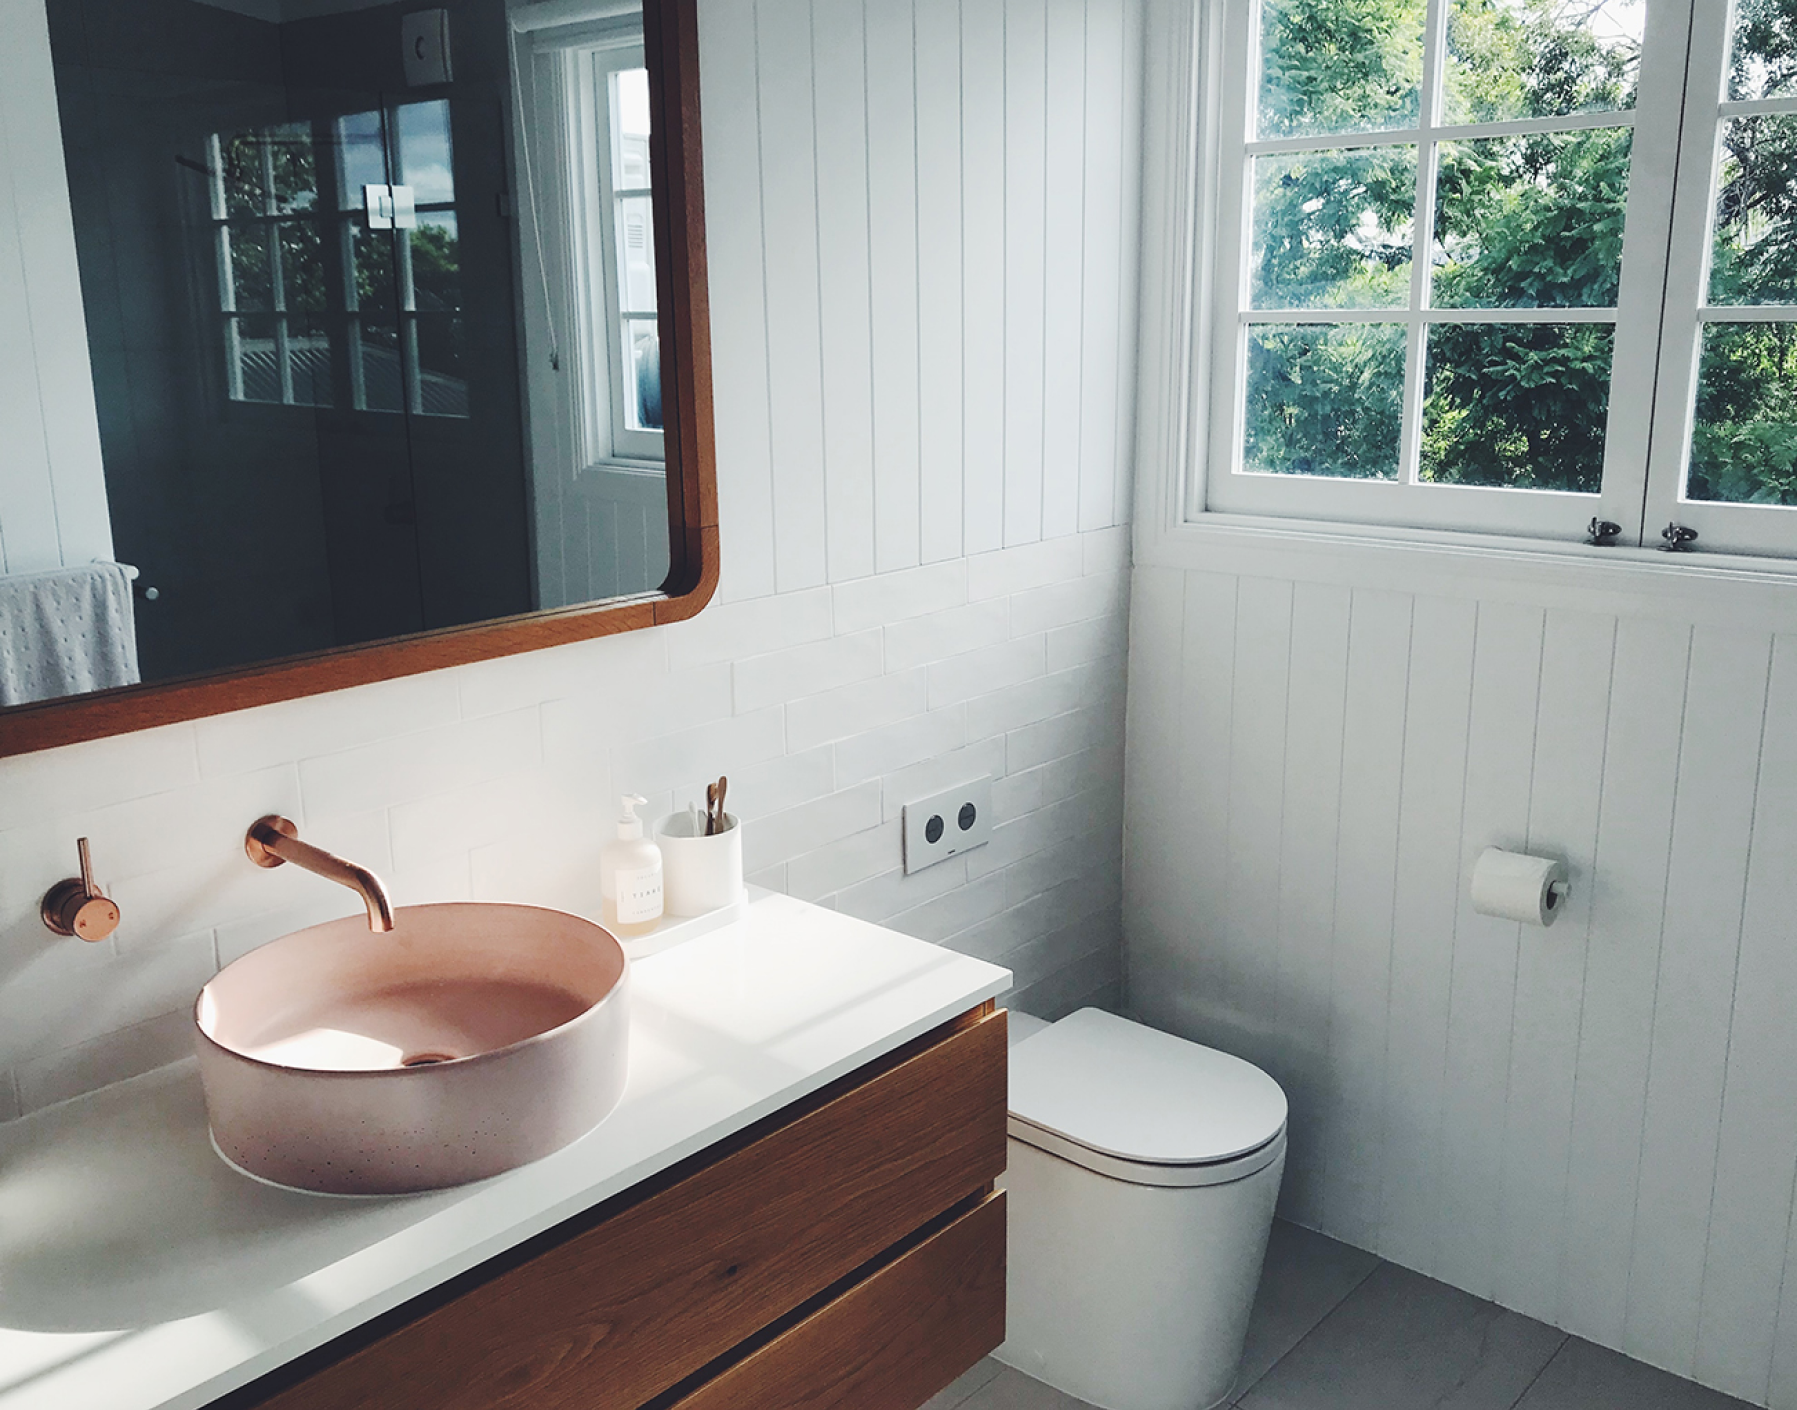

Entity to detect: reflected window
[570,52,663,462]
[211,101,468,419]
[518,29,664,471]
[210,124,333,408]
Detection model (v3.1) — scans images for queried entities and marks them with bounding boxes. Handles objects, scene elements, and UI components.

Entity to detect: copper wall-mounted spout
[245,815,396,932]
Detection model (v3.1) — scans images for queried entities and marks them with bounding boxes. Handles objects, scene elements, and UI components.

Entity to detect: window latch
[363,184,417,231]
[1660,522,1699,552]
[1586,518,1623,547]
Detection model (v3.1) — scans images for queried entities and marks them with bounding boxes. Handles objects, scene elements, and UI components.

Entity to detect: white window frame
[1173,0,1797,562]
[570,43,663,463]
[512,4,665,479]
[1645,6,1797,556]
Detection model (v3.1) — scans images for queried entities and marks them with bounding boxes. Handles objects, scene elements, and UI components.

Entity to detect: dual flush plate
[901,777,994,875]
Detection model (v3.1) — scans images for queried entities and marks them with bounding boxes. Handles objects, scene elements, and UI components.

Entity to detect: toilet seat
[1007,1008,1288,1189]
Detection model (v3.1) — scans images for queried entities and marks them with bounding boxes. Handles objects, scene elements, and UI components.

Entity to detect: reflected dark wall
[48,0,337,681]
[46,0,531,684]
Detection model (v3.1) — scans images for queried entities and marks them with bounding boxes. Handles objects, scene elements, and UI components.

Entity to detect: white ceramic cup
[653,811,744,916]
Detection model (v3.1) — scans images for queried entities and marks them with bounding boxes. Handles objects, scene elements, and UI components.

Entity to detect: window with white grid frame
[210,124,333,409]
[1644,0,1797,555]
[1198,0,1797,557]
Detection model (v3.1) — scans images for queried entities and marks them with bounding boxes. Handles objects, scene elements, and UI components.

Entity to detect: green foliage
[408,223,461,313]
[1252,148,1415,308]
[1442,0,1637,123]
[1246,323,1406,479]
[1257,0,1425,137]
[1432,128,1631,309]
[1421,323,1613,492]
[1690,323,1797,507]
[1730,0,1797,100]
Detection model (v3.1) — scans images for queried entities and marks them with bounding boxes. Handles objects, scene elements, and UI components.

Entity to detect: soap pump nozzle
[618,794,647,840]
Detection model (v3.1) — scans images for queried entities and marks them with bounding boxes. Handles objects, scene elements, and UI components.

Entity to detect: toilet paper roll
[1471,848,1570,927]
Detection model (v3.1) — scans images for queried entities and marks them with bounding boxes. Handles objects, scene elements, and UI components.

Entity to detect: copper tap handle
[41,837,121,942]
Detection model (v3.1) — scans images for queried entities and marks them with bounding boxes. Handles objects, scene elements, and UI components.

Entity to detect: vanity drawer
[662,1192,1006,1410]
[244,1004,1007,1410]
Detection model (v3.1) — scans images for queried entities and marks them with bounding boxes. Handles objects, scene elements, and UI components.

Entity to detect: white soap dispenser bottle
[601,794,664,937]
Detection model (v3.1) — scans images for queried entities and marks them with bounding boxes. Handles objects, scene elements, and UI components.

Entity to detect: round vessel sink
[194,902,629,1195]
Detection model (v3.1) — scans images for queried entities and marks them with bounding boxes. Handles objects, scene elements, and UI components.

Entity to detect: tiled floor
[920,1220,1758,1410]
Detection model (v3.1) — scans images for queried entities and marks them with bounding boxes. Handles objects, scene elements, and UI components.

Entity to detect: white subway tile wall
[0,531,1129,1119]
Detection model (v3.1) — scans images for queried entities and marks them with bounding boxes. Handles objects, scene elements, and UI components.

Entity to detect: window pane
[1243,322,1406,478]
[279,221,328,313]
[1254,0,1424,139]
[615,194,659,314]
[1433,128,1631,309]
[233,315,282,403]
[413,314,469,418]
[623,319,663,432]
[395,100,455,204]
[1730,0,1797,103]
[289,316,335,408]
[1710,114,1797,306]
[219,132,267,219]
[1421,322,1612,492]
[228,225,274,311]
[350,224,398,314]
[1688,321,1797,506]
[266,122,318,213]
[356,320,405,412]
[409,213,460,313]
[1443,0,1642,125]
[337,111,387,209]
[1250,147,1416,310]
[612,68,653,188]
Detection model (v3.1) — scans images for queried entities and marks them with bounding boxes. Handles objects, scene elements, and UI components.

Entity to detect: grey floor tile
[1235,1219,1382,1394]
[962,1365,1101,1410]
[1236,1262,1566,1410]
[1515,1337,1756,1410]
[919,1356,1005,1410]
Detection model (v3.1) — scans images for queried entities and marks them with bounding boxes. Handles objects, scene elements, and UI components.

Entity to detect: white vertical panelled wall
[1124,549,1797,1408]
[0,0,113,574]
[0,0,1143,1125]
[707,0,1143,593]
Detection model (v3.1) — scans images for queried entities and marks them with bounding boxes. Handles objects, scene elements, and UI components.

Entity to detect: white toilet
[996,1008,1288,1410]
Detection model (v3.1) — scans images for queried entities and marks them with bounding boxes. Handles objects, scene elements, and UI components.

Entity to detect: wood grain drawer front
[250,1007,1007,1410]
[665,1192,1007,1410]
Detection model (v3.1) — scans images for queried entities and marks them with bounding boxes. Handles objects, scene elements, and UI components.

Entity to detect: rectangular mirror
[0,0,714,758]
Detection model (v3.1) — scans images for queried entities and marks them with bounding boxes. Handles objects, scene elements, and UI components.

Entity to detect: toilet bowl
[996,1008,1287,1410]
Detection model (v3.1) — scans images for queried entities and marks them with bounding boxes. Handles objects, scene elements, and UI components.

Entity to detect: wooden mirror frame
[0,0,715,762]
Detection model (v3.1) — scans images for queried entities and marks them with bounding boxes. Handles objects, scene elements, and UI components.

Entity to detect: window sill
[1137,510,1797,632]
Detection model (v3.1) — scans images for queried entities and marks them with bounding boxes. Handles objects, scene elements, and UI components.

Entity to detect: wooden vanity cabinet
[217,1003,1008,1410]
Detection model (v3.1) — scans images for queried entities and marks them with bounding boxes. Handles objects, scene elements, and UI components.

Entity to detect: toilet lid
[1008,1008,1287,1167]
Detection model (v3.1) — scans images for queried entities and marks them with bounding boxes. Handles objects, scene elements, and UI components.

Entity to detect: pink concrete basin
[193,902,629,1195]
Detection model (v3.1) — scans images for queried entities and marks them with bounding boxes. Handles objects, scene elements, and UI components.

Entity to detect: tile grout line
[1504,1330,1573,1410]
[1233,1250,1388,1402]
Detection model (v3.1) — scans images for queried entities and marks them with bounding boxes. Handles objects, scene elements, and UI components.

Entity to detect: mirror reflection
[0,0,672,708]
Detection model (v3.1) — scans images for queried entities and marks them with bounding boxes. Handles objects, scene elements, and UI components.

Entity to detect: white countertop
[0,892,1010,1410]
